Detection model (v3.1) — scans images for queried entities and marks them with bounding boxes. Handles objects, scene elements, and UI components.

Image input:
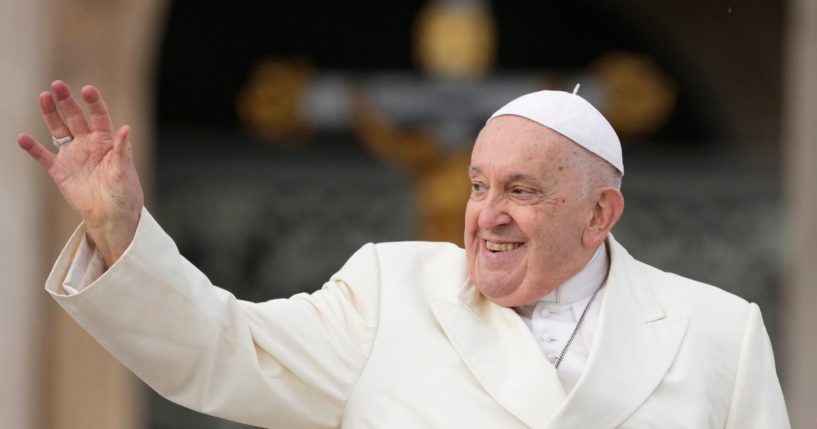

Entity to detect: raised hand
[18,81,144,266]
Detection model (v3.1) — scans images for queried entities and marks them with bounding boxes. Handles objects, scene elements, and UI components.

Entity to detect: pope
[18,81,789,428]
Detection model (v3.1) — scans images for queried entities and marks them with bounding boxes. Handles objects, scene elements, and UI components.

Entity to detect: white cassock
[514,244,608,393]
[48,208,790,428]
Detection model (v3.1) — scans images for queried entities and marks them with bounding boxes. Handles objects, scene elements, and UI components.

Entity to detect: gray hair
[569,144,623,197]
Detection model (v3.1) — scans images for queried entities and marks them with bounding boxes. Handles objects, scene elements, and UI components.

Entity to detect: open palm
[18,81,144,265]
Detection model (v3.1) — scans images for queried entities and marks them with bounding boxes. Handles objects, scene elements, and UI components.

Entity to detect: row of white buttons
[531,302,576,367]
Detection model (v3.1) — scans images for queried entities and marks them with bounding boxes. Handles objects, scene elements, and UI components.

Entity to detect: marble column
[0,0,49,427]
[783,0,817,426]
[0,0,166,427]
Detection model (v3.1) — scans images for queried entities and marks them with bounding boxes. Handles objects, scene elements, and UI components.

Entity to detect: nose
[477,195,512,230]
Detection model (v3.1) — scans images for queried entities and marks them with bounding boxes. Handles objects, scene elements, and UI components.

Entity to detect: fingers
[50,80,90,136]
[39,92,72,139]
[17,133,55,170]
[80,85,114,133]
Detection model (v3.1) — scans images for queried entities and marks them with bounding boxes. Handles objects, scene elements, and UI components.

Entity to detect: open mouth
[485,241,524,253]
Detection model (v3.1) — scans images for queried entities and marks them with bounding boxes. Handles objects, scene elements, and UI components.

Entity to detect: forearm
[46,209,281,425]
[46,208,376,428]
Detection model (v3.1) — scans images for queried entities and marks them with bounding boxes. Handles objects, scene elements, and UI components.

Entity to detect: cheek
[519,206,552,238]
[463,206,476,271]
[463,202,478,233]
[518,206,573,261]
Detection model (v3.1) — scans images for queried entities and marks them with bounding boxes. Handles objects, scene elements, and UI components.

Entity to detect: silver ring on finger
[51,135,73,147]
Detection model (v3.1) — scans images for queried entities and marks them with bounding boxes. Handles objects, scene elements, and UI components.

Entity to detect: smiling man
[466,114,622,308]
[20,82,789,428]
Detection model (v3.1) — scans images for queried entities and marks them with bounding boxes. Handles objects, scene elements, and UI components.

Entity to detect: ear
[582,187,624,248]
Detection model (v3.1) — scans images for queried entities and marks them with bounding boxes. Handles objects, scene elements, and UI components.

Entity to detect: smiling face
[464,115,600,307]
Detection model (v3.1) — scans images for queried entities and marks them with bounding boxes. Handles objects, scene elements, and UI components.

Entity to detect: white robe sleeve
[62,235,107,295]
[724,303,791,428]
[45,208,381,428]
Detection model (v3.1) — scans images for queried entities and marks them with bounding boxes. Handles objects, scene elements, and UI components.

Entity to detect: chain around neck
[553,284,603,369]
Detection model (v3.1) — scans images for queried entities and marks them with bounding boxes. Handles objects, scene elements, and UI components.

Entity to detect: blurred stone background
[1,0,815,428]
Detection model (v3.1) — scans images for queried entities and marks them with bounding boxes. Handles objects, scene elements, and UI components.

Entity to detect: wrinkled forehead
[471,116,579,176]
[474,115,575,155]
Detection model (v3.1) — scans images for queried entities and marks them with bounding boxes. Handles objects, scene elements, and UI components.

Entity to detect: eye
[470,182,487,197]
[511,187,531,195]
[510,187,536,199]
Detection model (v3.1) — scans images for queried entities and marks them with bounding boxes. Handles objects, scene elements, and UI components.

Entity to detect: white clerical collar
[517,243,609,313]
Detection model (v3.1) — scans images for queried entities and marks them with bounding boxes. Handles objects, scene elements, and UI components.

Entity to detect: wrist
[85,208,142,267]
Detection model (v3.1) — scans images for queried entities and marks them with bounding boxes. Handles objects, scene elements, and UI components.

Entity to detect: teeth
[486,241,522,252]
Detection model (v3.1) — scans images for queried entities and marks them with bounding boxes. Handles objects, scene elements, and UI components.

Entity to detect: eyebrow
[468,166,541,186]
[506,173,541,185]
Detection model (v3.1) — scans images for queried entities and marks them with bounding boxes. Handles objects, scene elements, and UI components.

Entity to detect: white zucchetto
[488,89,624,174]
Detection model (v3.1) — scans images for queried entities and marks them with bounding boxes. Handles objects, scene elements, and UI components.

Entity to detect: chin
[483,292,527,308]
[473,278,523,307]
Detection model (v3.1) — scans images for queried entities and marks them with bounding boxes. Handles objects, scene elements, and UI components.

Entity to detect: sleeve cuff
[46,207,146,297]
[62,235,108,295]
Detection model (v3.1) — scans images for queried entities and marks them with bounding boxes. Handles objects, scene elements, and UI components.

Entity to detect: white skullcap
[488,89,624,174]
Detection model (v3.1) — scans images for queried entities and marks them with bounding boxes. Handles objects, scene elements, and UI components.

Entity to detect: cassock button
[539,331,555,342]
[546,353,557,363]
[538,307,551,318]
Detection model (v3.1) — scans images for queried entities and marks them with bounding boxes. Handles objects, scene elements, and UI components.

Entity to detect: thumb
[113,125,133,163]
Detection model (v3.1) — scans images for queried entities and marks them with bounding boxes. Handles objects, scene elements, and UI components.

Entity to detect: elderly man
[19,81,789,428]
